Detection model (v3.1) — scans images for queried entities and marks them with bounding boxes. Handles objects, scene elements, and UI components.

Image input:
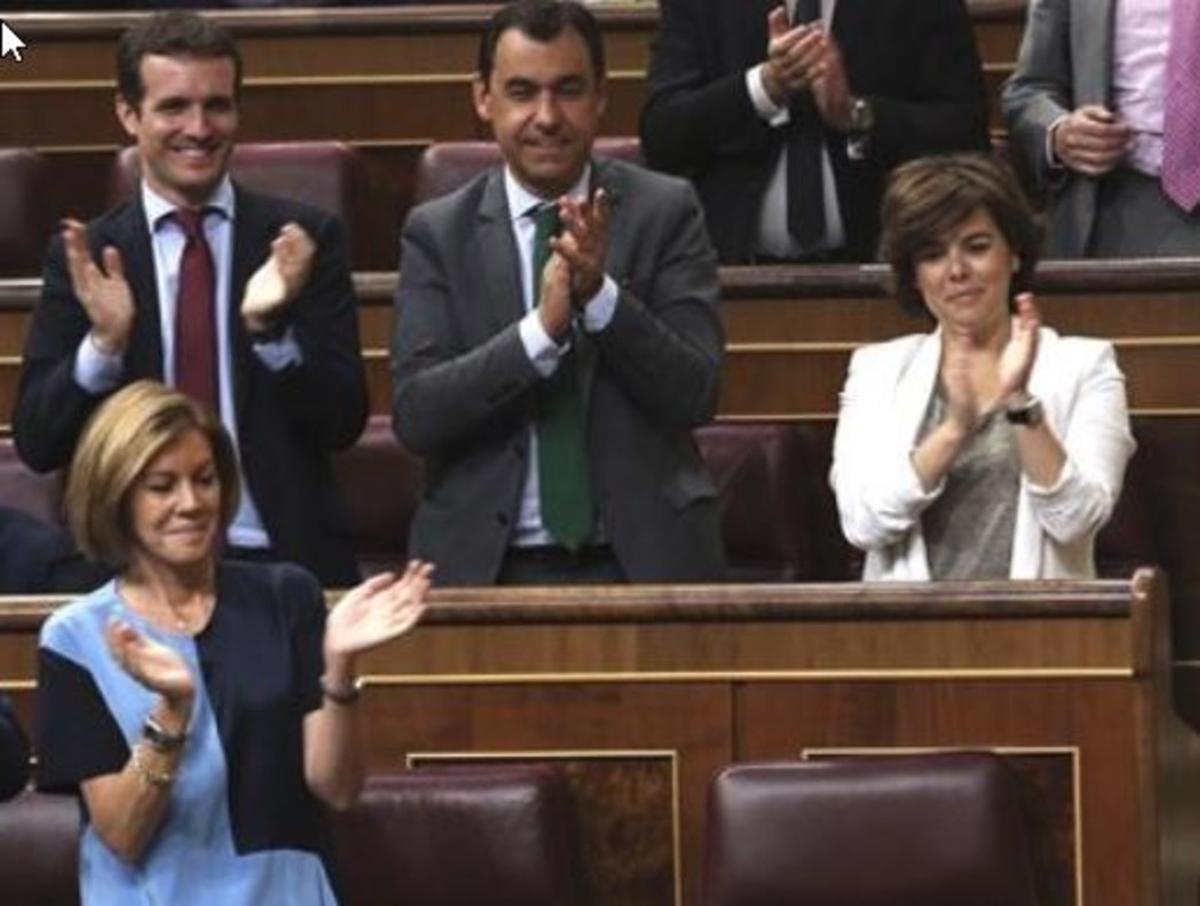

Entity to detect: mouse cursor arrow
[2,22,27,62]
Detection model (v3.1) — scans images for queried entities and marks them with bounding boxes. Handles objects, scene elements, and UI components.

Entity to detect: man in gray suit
[1002,0,1200,258]
[391,0,725,585]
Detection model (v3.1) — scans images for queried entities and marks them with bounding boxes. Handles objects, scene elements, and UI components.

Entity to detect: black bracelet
[142,715,187,753]
[320,678,361,705]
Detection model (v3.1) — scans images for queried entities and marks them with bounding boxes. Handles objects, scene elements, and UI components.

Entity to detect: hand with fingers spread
[241,222,316,333]
[62,219,135,356]
[761,6,827,107]
[1051,105,1132,177]
[997,292,1042,401]
[323,560,433,662]
[106,619,195,707]
[551,188,612,305]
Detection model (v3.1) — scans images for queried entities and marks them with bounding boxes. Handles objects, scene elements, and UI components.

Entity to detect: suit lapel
[893,331,942,451]
[476,169,526,335]
[122,200,165,379]
[229,184,270,419]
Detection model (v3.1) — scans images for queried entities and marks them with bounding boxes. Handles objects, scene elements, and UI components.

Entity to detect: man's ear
[471,77,492,124]
[595,77,608,119]
[115,95,141,139]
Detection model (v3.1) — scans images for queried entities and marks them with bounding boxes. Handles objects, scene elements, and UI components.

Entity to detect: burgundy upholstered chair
[410,136,643,208]
[702,752,1040,906]
[108,141,367,254]
[0,148,50,277]
[332,416,424,577]
[0,789,81,906]
[332,765,583,906]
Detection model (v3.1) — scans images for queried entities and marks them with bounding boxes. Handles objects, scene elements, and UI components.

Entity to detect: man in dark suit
[0,507,111,594]
[392,0,725,586]
[14,12,366,587]
[639,0,990,264]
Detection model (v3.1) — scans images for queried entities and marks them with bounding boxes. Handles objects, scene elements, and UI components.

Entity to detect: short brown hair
[66,381,240,568]
[116,10,242,109]
[879,153,1042,319]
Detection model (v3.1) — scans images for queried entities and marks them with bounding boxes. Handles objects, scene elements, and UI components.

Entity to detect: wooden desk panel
[1,573,1195,905]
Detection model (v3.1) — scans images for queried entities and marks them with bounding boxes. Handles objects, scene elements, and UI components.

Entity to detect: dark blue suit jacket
[14,186,367,587]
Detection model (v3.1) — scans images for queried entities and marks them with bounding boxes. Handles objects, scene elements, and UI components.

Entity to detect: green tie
[531,203,595,550]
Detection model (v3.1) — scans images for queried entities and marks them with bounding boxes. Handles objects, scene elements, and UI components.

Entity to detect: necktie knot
[173,207,210,241]
[529,202,560,238]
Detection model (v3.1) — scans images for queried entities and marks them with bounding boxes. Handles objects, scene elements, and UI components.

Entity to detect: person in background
[0,695,29,802]
[0,506,112,594]
[392,0,725,585]
[830,153,1135,580]
[640,0,989,263]
[1002,0,1200,257]
[14,11,367,587]
[36,381,430,904]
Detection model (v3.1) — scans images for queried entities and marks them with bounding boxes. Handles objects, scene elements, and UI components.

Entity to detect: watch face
[850,99,873,132]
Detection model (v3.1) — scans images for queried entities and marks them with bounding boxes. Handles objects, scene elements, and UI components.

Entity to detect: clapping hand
[997,293,1041,402]
[761,6,826,106]
[106,620,195,706]
[551,189,612,306]
[242,222,315,333]
[324,560,433,661]
[62,219,134,356]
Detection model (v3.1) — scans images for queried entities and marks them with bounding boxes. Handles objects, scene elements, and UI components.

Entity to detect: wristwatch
[142,715,187,753]
[847,96,875,136]
[1004,394,1044,427]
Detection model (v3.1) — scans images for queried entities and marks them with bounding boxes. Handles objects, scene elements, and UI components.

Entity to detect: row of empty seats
[0,752,1038,906]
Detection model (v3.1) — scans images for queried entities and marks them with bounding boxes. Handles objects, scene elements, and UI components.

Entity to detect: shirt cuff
[581,275,619,333]
[747,65,789,125]
[251,326,303,371]
[519,309,567,377]
[73,332,124,393]
[1045,113,1070,169]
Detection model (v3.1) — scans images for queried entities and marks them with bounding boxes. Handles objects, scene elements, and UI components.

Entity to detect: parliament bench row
[0,412,1155,586]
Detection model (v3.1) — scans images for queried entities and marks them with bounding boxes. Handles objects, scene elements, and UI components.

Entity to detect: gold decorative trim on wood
[359,667,1136,686]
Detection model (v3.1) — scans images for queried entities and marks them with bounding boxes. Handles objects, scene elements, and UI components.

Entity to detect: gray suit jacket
[1002,0,1114,257]
[391,157,726,585]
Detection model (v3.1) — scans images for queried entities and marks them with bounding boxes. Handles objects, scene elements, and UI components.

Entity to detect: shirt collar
[504,164,591,223]
[143,173,235,231]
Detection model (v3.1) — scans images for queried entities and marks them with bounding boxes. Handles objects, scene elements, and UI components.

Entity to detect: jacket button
[496,513,509,527]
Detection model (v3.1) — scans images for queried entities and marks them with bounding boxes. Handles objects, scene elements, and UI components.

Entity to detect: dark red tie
[173,207,218,410]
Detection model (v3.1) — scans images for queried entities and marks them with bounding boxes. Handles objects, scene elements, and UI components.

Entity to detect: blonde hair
[65,381,240,567]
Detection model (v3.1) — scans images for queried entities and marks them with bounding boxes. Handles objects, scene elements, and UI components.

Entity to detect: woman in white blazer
[830,154,1135,580]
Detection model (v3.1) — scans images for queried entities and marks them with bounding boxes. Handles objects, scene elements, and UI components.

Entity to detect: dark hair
[116,10,242,109]
[477,0,606,85]
[879,153,1043,319]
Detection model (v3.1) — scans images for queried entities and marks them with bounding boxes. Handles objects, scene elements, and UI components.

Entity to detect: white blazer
[829,327,1135,580]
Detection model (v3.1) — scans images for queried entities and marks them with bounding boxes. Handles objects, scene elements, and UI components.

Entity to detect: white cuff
[519,309,568,377]
[581,275,619,333]
[747,65,790,125]
[73,332,124,393]
[1045,113,1069,169]
[251,326,303,371]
